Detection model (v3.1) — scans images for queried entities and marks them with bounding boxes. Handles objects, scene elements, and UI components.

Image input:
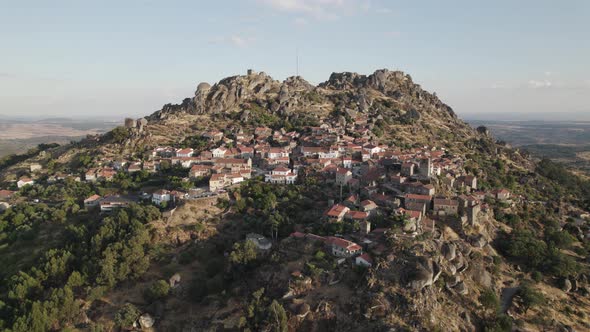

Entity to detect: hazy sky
[1,0,589,120]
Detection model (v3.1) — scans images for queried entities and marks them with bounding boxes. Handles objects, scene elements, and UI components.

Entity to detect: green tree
[244,288,266,330]
[144,279,170,303]
[482,314,512,332]
[114,303,139,328]
[110,127,129,144]
[479,288,500,314]
[518,283,544,314]
[500,229,547,268]
[51,209,67,223]
[229,240,258,267]
[544,229,575,249]
[12,301,49,332]
[531,271,543,283]
[266,300,288,332]
[543,247,580,278]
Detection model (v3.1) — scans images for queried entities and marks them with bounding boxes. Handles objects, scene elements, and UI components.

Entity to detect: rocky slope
[0,69,487,182]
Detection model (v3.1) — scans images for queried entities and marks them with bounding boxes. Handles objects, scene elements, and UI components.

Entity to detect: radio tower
[296,47,299,77]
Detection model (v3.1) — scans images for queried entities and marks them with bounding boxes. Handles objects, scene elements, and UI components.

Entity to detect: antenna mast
[296,47,299,77]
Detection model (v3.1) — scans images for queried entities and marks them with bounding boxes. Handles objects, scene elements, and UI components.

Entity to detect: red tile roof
[345,210,369,220]
[358,253,373,264]
[405,194,432,201]
[325,204,349,217]
[433,198,459,206]
[336,167,351,175]
[176,148,194,155]
[361,200,377,208]
[327,237,362,251]
[84,194,101,202]
[290,232,306,238]
[0,190,15,198]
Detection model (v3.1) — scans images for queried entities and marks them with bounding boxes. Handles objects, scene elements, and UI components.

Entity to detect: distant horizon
[463,111,590,122]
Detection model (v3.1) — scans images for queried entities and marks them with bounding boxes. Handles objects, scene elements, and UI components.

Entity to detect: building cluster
[1,116,518,264]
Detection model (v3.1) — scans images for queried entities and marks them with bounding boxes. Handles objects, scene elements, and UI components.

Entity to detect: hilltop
[0,69,589,332]
[104,69,475,156]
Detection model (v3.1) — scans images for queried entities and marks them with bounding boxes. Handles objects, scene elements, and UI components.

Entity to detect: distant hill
[0,117,118,157]
[468,119,590,175]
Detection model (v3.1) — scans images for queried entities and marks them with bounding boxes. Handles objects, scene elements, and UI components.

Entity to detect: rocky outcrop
[470,235,488,248]
[146,69,465,134]
[562,278,573,293]
[454,281,469,295]
[442,243,457,261]
[471,265,492,288]
[403,219,418,233]
[169,273,181,288]
[320,69,456,118]
[297,303,311,318]
[139,313,155,328]
[193,82,211,113]
[406,256,442,291]
[476,126,491,137]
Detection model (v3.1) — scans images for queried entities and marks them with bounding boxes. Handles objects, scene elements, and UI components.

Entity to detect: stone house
[433,198,459,216]
[326,237,362,258]
[84,194,102,209]
[324,204,350,222]
[17,177,34,188]
[335,168,352,186]
[152,189,172,206]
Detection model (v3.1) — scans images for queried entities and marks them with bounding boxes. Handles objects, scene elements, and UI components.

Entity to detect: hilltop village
[2,112,513,270]
[1,70,589,331]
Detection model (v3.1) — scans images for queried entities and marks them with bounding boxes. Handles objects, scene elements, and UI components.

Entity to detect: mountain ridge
[133,69,476,158]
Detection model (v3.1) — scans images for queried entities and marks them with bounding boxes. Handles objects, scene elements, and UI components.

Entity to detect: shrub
[499,229,547,269]
[544,229,575,249]
[144,279,170,303]
[518,283,544,313]
[110,126,129,144]
[314,250,326,261]
[114,303,139,328]
[188,276,208,302]
[482,314,512,332]
[479,288,500,313]
[543,248,581,278]
[178,249,197,265]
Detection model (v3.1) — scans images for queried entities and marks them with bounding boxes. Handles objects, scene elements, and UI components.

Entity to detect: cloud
[258,0,369,20]
[527,79,553,89]
[229,35,251,47]
[208,35,256,48]
[384,31,401,38]
[375,7,393,14]
[490,82,508,89]
[293,17,309,26]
